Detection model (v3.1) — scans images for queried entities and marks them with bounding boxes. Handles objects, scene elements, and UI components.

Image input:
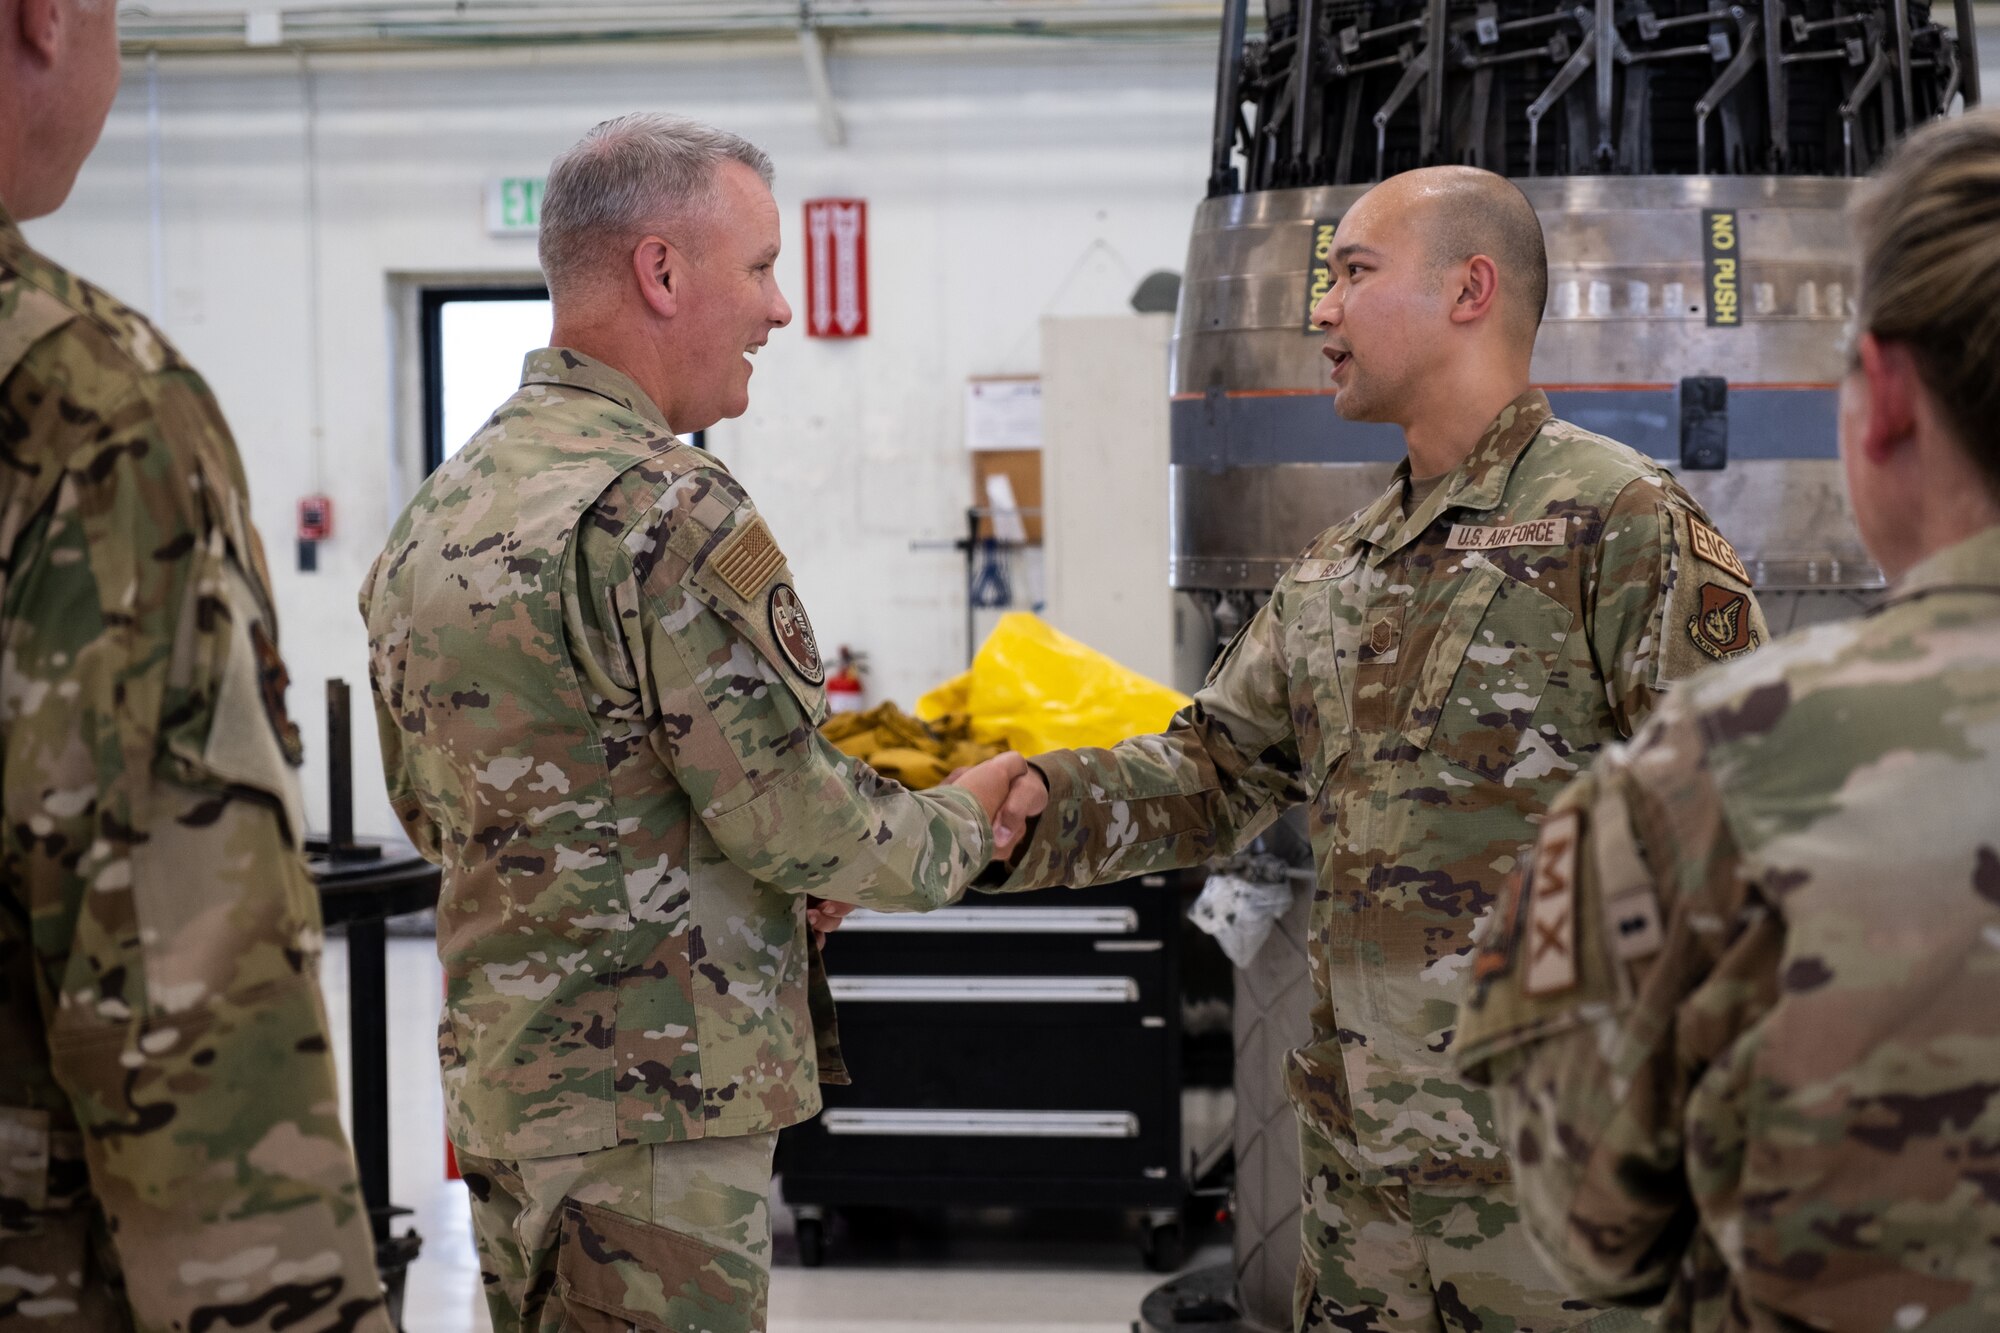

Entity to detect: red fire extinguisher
[826,646,867,714]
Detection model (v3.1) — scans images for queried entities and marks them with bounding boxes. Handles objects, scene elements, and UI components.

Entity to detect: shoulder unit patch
[768,583,826,684]
[1687,583,1759,660]
[1687,514,1751,583]
[1523,809,1580,997]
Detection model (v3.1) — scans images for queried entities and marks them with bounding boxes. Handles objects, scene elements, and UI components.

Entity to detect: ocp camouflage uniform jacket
[361,349,993,1162]
[994,390,1765,1188]
[1456,524,2000,1331]
[0,208,389,1328]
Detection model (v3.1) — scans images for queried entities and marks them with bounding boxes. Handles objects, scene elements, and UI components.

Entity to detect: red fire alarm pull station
[297,495,332,572]
[298,495,333,541]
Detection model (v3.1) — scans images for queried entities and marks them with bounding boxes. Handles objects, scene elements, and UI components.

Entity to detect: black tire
[1141,1219,1185,1273]
[796,1216,827,1268]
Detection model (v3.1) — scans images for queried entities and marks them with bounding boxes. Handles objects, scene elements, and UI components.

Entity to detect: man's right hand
[946,752,1049,858]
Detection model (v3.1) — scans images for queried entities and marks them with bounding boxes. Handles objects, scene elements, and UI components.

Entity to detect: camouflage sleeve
[1591,481,1766,734]
[615,497,992,911]
[358,549,443,861]
[990,592,1306,893]
[1,329,388,1326]
[1453,700,1760,1303]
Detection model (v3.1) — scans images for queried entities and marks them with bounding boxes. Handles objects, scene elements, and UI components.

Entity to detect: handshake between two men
[807,751,1050,937]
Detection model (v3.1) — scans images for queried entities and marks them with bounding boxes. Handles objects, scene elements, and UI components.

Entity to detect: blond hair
[1852,108,2000,496]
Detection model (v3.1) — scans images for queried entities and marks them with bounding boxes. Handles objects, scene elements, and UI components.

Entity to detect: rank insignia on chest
[769,583,826,684]
[1524,809,1580,996]
[1687,583,1759,660]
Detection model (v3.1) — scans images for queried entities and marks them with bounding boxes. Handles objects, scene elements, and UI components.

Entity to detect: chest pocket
[1409,556,1572,782]
[1282,557,1361,783]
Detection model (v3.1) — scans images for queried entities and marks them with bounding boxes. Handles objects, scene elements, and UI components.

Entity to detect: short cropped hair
[538,113,774,302]
[1421,170,1549,335]
[1852,107,2000,498]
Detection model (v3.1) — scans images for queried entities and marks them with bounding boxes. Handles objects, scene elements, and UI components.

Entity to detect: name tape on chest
[710,516,787,601]
[1524,809,1580,996]
[1687,515,1751,583]
[1294,553,1362,582]
[1445,518,1569,551]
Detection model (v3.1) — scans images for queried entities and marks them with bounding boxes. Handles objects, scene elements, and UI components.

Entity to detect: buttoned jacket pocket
[1282,565,1358,784]
[1409,557,1573,782]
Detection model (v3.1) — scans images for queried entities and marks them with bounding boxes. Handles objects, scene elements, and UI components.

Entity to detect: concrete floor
[319,934,1221,1333]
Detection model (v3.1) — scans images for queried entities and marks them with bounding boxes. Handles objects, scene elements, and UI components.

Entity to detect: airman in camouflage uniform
[984,167,1763,1331]
[1455,110,2000,1333]
[0,2,390,1322]
[361,117,1027,1332]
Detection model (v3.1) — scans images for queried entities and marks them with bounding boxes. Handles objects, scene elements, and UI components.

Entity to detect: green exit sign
[486,177,544,236]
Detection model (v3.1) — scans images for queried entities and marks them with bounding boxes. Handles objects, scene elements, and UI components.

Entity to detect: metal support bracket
[798,16,846,148]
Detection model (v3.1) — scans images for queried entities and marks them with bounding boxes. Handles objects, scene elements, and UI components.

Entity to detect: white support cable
[145,51,166,321]
[797,19,846,148]
[298,50,328,496]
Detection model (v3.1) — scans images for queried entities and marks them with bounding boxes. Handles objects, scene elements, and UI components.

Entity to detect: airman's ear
[1855,333,1919,466]
[1448,254,1501,325]
[17,0,65,64]
[634,236,679,319]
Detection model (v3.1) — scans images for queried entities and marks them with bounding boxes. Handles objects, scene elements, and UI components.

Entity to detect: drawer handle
[1093,940,1164,953]
[827,976,1139,1003]
[837,907,1138,935]
[821,1110,1139,1139]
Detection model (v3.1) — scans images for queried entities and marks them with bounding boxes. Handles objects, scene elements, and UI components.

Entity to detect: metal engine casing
[1170,172,1881,670]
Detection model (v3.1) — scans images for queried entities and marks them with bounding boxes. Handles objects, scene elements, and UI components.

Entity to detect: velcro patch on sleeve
[707,515,787,601]
[1687,514,1751,583]
[1524,809,1580,996]
[1445,517,1569,550]
[1687,583,1760,660]
[1591,786,1666,964]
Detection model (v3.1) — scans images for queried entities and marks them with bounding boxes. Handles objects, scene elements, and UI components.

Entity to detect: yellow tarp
[916,612,1191,757]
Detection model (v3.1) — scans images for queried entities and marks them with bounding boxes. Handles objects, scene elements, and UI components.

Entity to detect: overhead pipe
[119,0,1229,53]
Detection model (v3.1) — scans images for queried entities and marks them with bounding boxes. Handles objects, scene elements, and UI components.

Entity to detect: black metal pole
[1291,0,1319,181]
[1956,0,1981,105]
[348,916,391,1241]
[1208,0,1251,195]
[966,506,979,668]
[327,678,354,853]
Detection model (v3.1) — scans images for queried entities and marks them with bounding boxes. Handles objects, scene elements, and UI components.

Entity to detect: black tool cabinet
[777,871,1196,1269]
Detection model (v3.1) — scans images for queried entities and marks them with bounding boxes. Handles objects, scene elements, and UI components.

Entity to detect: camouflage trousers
[0,1116,127,1330]
[1296,1120,1652,1333]
[455,1132,775,1333]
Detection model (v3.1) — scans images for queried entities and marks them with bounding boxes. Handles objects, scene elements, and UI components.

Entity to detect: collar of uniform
[1357,389,1552,563]
[520,347,673,432]
[1882,523,2000,606]
[0,199,23,254]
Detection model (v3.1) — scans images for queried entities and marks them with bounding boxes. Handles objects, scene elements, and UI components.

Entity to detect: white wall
[1040,314,1175,686]
[26,34,1214,836]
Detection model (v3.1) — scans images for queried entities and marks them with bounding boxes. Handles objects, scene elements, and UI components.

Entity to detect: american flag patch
[709,516,786,600]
